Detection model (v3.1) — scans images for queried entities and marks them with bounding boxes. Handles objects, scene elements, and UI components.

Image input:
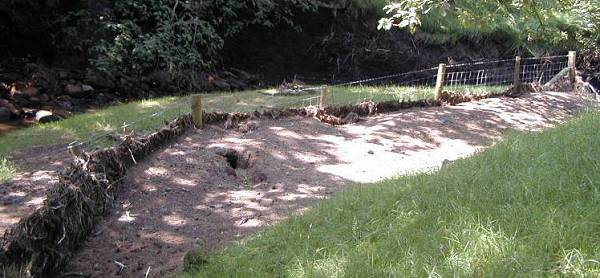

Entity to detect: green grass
[181,110,600,277]
[0,97,188,157]
[202,85,440,113]
[0,84,508,182]
[0,158,16,181]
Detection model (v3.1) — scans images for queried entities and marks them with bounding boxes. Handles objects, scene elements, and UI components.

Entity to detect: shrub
[91,0,318,88]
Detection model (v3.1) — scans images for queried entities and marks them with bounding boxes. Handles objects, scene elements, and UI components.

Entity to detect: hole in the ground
[217,149,239,169]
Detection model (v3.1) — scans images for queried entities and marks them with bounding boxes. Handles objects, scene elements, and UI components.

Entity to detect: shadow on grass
[57,91,594,276]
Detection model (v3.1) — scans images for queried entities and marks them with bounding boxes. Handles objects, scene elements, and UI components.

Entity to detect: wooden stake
[320,85,328,109]
[434,63,447,101]
[191,94,203,129]
[568,51,577,86]
[514,56,521,93]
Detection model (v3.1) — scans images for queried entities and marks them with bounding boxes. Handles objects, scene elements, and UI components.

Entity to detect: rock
[28,96,41,104]
[34,110,61,123]
[64,84,83,95]
[10,82,26,96]
[82,84,94,92]
[20,86,39,97]
[58,70,70,80]
[0,99,21,117]
[39,94,50,103]
[52,109,71,118]
[38,115,62,124]
[85,68,116,88]
[30,67,55,88]
[54,100,73,110]
[367,150,374,155]
[0,107,10,122]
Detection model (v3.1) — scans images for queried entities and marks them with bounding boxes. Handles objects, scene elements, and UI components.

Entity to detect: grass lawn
[202,84,509,112]
[0,84,508,182]
[181,110,600,277]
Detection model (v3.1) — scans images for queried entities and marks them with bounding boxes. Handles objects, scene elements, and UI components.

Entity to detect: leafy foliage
[378,0,600,54]
[92,0,318,86]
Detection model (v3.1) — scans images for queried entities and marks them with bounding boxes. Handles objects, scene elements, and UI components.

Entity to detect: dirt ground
[51,91,592,277]
[0,145,70,235]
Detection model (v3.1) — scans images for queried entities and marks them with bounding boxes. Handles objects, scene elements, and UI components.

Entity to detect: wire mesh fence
[0,52,577,163]
[81,53,572,144]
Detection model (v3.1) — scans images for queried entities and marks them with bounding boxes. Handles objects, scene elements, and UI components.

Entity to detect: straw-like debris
[0,115,193,277]
[0,84,536,277]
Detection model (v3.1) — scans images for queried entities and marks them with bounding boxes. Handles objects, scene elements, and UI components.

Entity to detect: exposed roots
[0,115,193,277]
[0,83,549,277]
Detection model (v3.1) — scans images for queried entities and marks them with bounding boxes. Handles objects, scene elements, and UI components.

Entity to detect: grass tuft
[0,157,16,182]
[181,110,600,277]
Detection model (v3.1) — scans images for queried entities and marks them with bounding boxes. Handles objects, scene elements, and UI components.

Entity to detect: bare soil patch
[59,91,594,277]
[0,145,70,235]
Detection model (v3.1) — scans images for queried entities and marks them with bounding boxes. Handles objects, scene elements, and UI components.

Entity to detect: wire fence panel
[1,53,576,161]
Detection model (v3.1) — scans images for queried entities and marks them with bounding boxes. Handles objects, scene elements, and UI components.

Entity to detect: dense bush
[91,0,319,87]
[378,0,600,55]
[0,0,319,86]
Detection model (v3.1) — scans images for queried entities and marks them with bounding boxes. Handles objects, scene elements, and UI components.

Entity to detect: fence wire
[1,54,575,161]
[444,55,569,95]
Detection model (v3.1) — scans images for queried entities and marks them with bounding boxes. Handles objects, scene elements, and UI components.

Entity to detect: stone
[0,107,10,122]
[38,115,62,124]
[0,99,21,116]
[58,70,69,80]
[28,96,41,104]
[39,94,50,103]
[20,86,40,97]
[10,82,26,95]
[64,84,83,95]
[82,84,94,92]
[34,110,61,123]
[55,100,73,110]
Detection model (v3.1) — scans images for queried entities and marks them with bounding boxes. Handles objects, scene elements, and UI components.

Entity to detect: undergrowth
[181,110,600,277]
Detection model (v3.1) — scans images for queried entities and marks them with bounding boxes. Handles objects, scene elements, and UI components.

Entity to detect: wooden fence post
[434,63,447,101]
[191,94,203,129]
[514,56,521,93]
[568,51,577,86]
[320,85,328,109]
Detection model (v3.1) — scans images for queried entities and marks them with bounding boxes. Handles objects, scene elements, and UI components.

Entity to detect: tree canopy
[378,0,599,55]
